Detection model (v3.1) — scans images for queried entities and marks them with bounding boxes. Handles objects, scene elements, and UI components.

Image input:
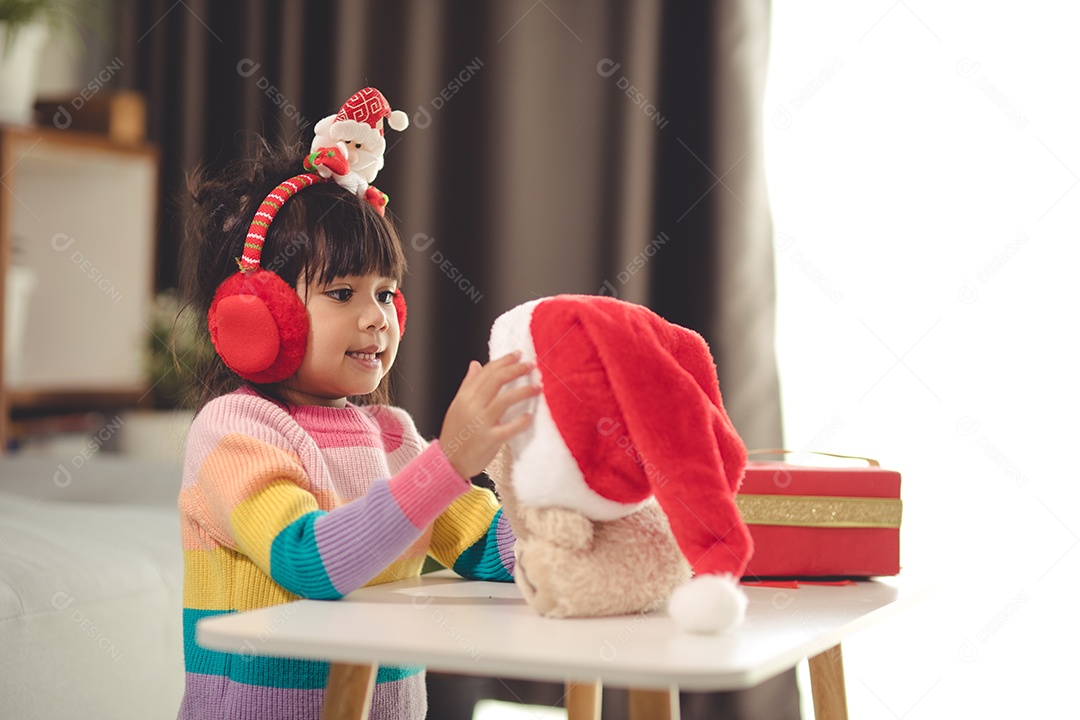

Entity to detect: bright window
[765,2,1079,716]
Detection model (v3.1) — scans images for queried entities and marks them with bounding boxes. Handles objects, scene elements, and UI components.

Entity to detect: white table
[197,570,926,720]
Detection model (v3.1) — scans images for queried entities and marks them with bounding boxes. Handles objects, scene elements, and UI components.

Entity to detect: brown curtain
[117,0,792,715]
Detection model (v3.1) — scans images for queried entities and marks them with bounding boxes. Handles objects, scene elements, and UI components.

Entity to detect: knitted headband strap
[237,142,355,272]
[239,172,324,273]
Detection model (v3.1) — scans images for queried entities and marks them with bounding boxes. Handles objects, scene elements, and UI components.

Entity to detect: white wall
[765,2,1079,716]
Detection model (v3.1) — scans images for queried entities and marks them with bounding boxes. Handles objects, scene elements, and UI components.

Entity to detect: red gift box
[735,453,902,578]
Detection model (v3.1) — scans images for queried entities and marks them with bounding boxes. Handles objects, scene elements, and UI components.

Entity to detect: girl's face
[278,273,400,407]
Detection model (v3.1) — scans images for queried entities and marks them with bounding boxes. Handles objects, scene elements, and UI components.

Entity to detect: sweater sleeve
[428,486,516,581]
[182,396,469,600]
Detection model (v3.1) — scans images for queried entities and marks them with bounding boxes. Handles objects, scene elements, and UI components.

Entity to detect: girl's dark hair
[182,139,406,411]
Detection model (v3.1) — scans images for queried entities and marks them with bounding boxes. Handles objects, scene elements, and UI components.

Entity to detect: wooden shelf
[7,388,149,412]
[0,123,159,449]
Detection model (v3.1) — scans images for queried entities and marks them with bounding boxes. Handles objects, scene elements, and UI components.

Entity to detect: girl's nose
[360,299,389,331]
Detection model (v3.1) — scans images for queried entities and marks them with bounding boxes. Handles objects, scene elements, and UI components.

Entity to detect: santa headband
[246,85,411,267]
[208,88,408,383]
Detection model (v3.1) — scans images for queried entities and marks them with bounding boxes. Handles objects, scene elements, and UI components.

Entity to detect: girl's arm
[182,398,468,600]
[427,485,515,582]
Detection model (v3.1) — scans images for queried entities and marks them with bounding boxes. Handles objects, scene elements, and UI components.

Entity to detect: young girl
[177,141,538,720]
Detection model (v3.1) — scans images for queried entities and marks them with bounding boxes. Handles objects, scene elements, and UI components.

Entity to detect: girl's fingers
[492,412,534,441]
[460,360,482,384]
[476,362,534,402]
[491,384,542,416]
[455,353,523,398]
[469,370,538,424]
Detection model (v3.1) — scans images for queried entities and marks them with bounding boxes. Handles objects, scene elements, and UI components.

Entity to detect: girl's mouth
[346,349,383,369]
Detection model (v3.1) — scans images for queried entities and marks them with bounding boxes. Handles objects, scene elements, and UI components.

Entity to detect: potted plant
[0,0,87,125]
[116,291,212,461]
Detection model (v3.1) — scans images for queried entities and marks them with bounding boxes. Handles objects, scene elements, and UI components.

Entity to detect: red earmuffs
[208,171,406,384]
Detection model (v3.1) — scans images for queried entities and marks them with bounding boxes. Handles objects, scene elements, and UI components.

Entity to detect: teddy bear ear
[523,507,594,550]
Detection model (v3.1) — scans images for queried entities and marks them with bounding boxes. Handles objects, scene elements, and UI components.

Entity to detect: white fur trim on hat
[667,574,747,634]
[489,299,647,521]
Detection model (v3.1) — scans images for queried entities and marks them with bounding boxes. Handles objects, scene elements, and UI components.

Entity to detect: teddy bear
[487,447,691,619]
[487,295,754,634]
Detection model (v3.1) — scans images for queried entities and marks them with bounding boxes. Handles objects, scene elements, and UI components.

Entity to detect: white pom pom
[667,574,747,634]
[388,109,409,131]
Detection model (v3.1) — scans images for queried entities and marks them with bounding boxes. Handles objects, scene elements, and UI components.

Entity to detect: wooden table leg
[628,686,680,720]
[808,644,848,720]
[565,679,602,720]
[321,662,377,720]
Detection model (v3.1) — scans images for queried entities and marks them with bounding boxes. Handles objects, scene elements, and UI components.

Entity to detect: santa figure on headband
[307,87,409,211]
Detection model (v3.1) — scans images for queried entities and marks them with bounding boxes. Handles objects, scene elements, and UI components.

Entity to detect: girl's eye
[327,288,353,302]
[376,290,397,305]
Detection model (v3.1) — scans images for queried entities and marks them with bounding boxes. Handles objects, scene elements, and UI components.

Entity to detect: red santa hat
[334,87,409,135]
[489,294,753,633]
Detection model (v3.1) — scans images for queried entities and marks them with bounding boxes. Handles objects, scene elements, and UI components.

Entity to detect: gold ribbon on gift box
[738,449,902,528]
[735,494,902,528]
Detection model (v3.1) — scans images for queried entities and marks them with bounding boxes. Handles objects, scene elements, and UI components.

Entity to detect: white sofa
[0,455,185,719]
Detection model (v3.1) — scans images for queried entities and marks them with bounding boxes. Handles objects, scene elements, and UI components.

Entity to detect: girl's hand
[439,352,541,480]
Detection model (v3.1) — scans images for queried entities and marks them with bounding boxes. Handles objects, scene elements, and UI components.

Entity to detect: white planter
[4,265,36,384]
[0,22,49,126]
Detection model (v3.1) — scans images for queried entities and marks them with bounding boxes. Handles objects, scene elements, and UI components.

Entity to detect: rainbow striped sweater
[178,387,514,720]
